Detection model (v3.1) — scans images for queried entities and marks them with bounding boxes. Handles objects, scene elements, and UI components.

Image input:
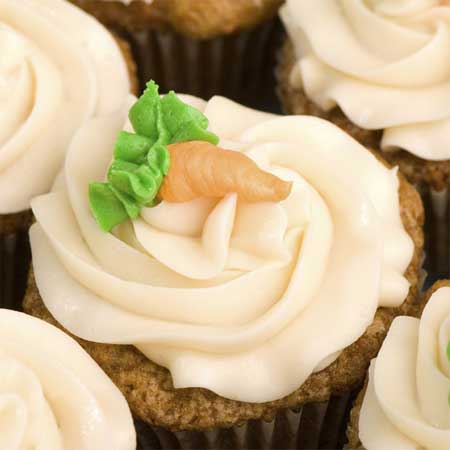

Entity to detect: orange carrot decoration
[158,141,292,203]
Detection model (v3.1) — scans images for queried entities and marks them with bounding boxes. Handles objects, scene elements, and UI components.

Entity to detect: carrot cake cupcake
[0,308,136,449]
[25,82,423,449]
[69,0,284,106]
[347,280,450,450]
[0,0,136,307]
[278,0,450,191]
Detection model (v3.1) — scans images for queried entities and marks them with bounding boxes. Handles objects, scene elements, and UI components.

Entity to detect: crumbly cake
[69,0,283,38]
[114,34,139,95]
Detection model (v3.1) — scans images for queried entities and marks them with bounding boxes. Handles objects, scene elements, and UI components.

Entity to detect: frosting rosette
[0,309,136,450]
[0,0,130,214]
[280,0,450,161]
[359,286,450,450]
[30,94,413,403]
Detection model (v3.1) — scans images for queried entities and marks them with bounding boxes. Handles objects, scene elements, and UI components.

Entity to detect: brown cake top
[70,0,283,37]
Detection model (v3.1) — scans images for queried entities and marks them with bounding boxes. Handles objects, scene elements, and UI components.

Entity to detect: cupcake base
[276,38,450,191]
[0,211,32,310]
[346,382,367,450]
[136,394,355,450]
[120,19,284,111]
[417,185,450,286]
[68,0,283,40]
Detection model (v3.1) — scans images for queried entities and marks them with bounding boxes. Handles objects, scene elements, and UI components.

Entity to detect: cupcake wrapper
[136,393,355,450]
[415,184,450,288]
[0,230,31,310]
[119,20,283,111]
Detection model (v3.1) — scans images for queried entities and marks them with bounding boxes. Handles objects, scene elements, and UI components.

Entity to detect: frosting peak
[281,0,450,161]
[31,94,413,403]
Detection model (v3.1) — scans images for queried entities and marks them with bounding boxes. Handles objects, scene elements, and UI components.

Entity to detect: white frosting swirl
[30,94,413,403]
[0,309,136,450]
[280,0,450,161]
[359,286,450,450]
[0,0,130,214]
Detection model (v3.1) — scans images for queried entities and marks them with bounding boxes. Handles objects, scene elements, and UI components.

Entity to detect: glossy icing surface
[31,95,413,402]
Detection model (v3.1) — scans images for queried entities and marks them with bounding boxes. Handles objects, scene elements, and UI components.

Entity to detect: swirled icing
[0,0,130,214]
[280,0,450,161]
[0,309,135,450]
[30,94,413,403]
[359,286,450,450]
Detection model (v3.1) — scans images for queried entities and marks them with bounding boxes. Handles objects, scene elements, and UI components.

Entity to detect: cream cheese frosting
[0,309,136,450]
[359,286,450,450]
[280,0,450,161]
[30,94,413,403]
[0,0,130,214]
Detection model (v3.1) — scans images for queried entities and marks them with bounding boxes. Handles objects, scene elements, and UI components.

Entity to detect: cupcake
[0,0,136,308]
[278,0,450,277]
[0,308,136,449]
[69,0,284,108]
[347,280,450,450]
[25,82,423,449]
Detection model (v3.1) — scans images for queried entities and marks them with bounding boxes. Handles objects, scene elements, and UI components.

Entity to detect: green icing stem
[89,80,219,232]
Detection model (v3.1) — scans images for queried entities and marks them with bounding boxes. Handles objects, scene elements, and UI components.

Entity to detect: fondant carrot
[158,141,292,203]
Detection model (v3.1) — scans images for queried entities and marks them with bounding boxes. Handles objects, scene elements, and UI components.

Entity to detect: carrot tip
[160,141,294,204]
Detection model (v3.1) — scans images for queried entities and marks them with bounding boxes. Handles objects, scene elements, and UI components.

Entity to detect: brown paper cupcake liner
[135,393,355,450]
[413,183,450,287]
[0,229,31,310]
[119,19,283,112]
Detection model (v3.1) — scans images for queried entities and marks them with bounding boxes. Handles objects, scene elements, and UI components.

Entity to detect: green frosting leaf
[160,91,218,144]
[171,121,219,144]
[129,80,160,139]
[89,183,128,232]
[114,131,153,164]
[89,80,219,232]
